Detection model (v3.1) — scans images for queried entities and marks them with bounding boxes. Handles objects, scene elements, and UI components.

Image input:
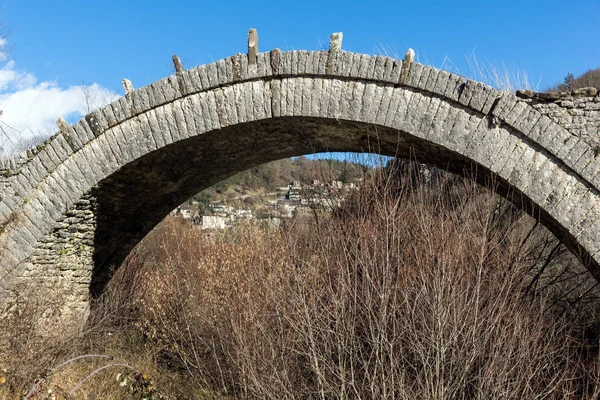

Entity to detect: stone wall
[517,88,600,150]
[7,196,96,326]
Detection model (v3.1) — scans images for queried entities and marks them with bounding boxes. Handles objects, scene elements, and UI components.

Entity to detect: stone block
[491,93,519,121]
[458,79,478,107]
[216,59,228,85]
[252,80,266,120]
[328,79,344,120]
[504,100,529,126]
[468,82,487,112]
[300,78,313,117]
[373,56,387,81]
[291,51,300,76]
[444,74,462,102]
[269,79,281,118]
[206,62,219,87]
[292,77,303,117]
[144,109,165,149]
[153,106,175,146]
[382,56,394,82]
[375,85,394,124]
[310,78,323,117]
[416,66,432,91]
[406,63,424,88]
[391,89,416,131]
[433,71,452,98]
[319,78,332,117]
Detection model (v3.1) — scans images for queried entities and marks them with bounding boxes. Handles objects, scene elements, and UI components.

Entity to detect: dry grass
[2,165,600,399]
[465,50,538,92]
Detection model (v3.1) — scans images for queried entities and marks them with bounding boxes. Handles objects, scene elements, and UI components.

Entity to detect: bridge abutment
[2,197,96,332]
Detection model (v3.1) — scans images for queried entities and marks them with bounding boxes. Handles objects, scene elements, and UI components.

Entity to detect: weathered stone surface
[326,32,343,75]
[122,79,134,95]
[399,48,414,85]
[2,49,600,331]
[247,29,258,65]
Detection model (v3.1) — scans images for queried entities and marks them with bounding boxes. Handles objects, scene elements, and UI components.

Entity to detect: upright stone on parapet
[399,48,415,85]
[248,29,258,65]
[326,32,343,74]
[56,117,69,135]
[122,79,134,96]
[270,48,282,75]
[122,79,135,115]
[172,55,187,94]
[172,55,183,73]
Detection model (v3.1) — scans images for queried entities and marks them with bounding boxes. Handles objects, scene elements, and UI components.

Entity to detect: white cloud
[0,53,118,154]
[0,38,8,61]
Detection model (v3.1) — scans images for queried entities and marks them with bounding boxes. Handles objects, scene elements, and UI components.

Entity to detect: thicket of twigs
[2,162,600,399]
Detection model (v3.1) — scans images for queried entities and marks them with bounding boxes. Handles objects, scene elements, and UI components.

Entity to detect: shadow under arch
[90,116,596,298]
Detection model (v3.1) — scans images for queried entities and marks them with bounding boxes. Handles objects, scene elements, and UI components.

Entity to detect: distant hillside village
[172,177,360,231]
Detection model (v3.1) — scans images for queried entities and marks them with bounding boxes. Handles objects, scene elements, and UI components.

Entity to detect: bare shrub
[4,161,600,398]
[0,284,79,398]
[0,265,164,398]
[110,166,600,399]
[124,218,290,398]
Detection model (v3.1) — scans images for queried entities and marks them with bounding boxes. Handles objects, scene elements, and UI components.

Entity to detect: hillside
[547,67,600,92]
[194,156,368,203]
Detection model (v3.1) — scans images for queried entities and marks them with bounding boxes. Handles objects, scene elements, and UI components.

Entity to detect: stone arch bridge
[1,31,600,321]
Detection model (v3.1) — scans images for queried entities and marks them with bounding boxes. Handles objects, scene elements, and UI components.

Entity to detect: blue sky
[0,0,598,149]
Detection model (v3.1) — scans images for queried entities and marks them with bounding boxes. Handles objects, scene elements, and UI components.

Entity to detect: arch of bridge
[1,47,600,317]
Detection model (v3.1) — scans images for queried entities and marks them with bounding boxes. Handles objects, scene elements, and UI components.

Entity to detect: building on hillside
[286,188,301,201]
[289,181,302,189]
[210,202,232,217]
[172,203,199,220]
[285,181,303,201]
[180,209,195,219]
[232,208,254,219]
[202,215,227,230]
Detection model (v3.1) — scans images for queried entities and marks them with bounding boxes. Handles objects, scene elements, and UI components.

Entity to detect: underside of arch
[87,116,597,296]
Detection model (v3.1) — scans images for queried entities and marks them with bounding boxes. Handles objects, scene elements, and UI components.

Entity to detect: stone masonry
[0,32,599,326]
[517,87,600,150]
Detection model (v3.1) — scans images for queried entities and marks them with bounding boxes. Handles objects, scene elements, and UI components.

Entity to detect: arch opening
[88,116,596,297]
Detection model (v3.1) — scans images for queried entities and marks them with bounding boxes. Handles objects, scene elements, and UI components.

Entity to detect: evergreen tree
[564,72,575,90]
